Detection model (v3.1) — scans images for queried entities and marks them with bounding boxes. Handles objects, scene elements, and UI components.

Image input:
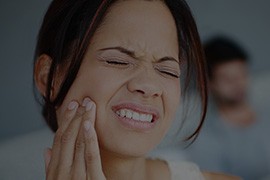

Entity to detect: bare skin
[44,98,106,179]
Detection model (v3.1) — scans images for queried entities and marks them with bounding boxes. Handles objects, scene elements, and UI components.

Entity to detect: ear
[34,54,53,97]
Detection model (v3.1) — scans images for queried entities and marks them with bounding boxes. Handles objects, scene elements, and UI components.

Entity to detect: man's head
[205,36,249,105]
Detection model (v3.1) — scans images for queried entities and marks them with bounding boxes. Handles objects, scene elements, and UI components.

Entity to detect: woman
[34,0,239,179]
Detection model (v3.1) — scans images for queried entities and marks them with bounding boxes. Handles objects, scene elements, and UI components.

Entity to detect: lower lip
[114,113,157,132]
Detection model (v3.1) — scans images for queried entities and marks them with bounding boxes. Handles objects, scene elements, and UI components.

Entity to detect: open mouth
[115,109,154,123]
[112,103,159,131]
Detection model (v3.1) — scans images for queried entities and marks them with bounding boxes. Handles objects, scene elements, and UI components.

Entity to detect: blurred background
[0,0,269,142]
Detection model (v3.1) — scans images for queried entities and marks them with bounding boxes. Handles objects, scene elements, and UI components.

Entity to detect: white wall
[0,0,52,141]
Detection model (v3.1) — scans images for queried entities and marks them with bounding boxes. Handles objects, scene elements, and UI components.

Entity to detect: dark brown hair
[33,0,207,141]
[204,36,248,79]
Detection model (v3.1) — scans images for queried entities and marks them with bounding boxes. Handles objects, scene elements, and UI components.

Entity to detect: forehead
[90,0,179,57]
[213,60,247,76]
[215,60,247,70]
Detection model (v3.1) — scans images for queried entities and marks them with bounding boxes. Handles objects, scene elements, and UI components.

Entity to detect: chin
[95,106,170,158]
[96,125,166,158]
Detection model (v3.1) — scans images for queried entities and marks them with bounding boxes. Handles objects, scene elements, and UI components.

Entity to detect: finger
[51,101,79,156]
[71,98,94,178]
[71,119,87,179]
[83,104,106,180]
[44,148,52,174]
[47,101,79,177]
[56,98,91,176]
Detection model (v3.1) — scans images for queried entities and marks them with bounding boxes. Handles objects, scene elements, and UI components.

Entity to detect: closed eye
[155,65,180,78]
[106,60,129,66]
[159,70,180,78]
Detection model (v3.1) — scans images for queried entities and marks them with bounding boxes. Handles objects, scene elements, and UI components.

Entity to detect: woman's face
[57,0,180,156]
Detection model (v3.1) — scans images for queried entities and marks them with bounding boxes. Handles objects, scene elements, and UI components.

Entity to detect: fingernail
[68,101,78,110]
[85,101,93,111]
[82,97,91,107]
[82,97,93,111]
[84,120,91,131]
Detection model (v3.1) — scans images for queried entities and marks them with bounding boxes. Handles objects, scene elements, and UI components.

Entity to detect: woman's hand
[44,97,106,180]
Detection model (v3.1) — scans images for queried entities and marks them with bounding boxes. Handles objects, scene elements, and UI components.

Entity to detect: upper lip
[111,102,160,121]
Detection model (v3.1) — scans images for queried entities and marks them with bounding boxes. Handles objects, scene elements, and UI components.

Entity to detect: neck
[100,148,147,180]
[216,100,255,127]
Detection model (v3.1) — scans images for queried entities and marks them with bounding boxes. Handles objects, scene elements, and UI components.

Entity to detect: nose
[127,69,162,98]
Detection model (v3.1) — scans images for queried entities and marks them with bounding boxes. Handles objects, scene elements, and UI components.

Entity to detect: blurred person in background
[184,36,270,180]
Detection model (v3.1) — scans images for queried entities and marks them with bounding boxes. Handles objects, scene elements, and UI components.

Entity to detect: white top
[167,161,205,180]
[148,141,205,180]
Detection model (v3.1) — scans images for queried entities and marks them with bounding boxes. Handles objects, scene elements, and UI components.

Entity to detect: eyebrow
[158,56,180,64]
[98,46,179,64]
[99,46,136,58]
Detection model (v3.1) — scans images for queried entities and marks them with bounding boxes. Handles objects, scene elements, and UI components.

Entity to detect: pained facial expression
[210,60,248,104]
[56,0,180,157]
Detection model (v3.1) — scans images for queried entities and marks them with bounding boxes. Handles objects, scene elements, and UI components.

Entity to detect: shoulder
[160,159,242,180]
[167,160,205,180]
[147,159,205,180]
[203,172,242,180]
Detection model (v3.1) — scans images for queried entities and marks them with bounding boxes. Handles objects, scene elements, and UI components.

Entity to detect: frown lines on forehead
[99,46,179,64]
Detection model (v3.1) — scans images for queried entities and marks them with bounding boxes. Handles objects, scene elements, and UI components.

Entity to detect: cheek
[55,70,107,123]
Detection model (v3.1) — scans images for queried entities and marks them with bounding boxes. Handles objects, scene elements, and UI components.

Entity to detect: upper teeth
[116,109,153,122]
